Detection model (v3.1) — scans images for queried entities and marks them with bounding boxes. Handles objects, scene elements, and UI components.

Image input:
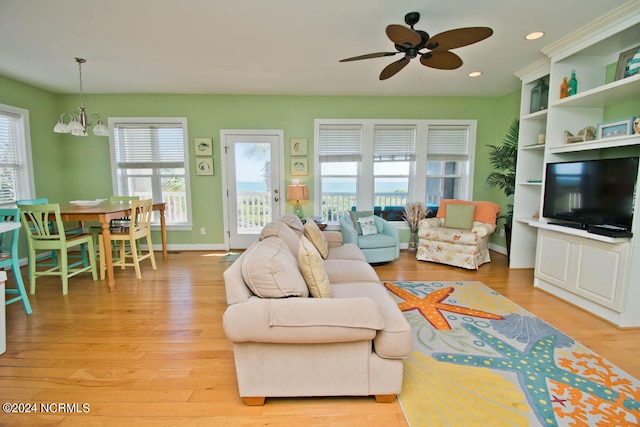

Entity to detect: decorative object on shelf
[403,202,429,252]
[529,78,548,113]
[615,45,640,81]
[568,69,578,96]
[194,138,213,156]
[195,158,214,176]
[596,117,636,139]
[290,158,308,176]
[53,58,109,137]
[564,126,596,144]
[537,134,545,144]
[486,118,518,261]
[559,76,569,99]
[634,117,640,135]
[290,138,308,156]
[287,181,309,219]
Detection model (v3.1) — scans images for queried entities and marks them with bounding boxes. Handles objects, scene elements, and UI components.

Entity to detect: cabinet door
[573,239,628,311]
[535,230,572,290]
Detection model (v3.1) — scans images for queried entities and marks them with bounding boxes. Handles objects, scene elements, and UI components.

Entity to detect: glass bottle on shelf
[568,70,578,96]
[560,77,569,99]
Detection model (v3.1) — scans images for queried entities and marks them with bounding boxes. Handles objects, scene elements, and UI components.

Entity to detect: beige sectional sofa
[223,214,412,405]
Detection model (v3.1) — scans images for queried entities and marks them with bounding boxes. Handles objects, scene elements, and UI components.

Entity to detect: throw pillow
[349,210,374,235]
[298,236,332,298]
[443,203,476,230]
[303,218,329,259]
[280,213,305,236]
[436,200,501,226]
[357,215,378,236]
[260,221,301,258]
[241,237,309,298]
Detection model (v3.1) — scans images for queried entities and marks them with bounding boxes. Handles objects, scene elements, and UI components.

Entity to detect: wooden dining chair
[99,199,156,280]
[17,198,88,268]
[19,203,97,295]
[0,208,32,314]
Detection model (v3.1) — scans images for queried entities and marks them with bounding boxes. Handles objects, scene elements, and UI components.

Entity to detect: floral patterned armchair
[416,200,500,270]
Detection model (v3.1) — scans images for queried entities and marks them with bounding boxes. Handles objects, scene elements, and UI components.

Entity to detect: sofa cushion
[443,203,476,230]
[241,237,309,298]
[357,215,378,236]
[327,243,367,262]
[436,199,501,226]
[357,233,398,249]
[323,259,380,284]
[331,282,412,359]
[280,213,305,236]
[304,218,329,259]
[260,221,301,257]
[298,236,332,298]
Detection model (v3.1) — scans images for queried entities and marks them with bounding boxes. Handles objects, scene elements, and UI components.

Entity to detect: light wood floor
[1,250,639,426]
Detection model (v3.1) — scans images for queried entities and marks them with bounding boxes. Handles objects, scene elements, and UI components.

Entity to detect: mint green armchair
[339,214,399,264]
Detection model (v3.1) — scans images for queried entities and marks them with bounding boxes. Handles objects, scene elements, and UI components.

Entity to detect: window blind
[373,125,416,161]
[113,123,185,166]
[0,111,26,203]
[427,126,470,160]
[317,125,362,162]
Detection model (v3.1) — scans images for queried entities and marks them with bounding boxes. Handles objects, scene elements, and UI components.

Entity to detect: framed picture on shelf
[614,45,640,80]
[596,117,635,139]
[291,158,308,176]
[290,138,308,156]
[195,158,214,176]
[194,138,213,156]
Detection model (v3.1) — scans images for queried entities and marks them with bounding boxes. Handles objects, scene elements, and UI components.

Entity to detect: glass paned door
[222,131,282,249]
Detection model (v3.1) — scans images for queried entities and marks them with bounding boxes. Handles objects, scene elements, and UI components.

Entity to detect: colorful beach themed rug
[384,281,640,427]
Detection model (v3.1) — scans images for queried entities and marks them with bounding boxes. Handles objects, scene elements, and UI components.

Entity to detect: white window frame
[0,103,34,206]
[314,119,476,223]
[108,117,192,230]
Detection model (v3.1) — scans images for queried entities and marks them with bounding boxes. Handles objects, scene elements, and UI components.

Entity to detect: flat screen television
[542,157,639,231]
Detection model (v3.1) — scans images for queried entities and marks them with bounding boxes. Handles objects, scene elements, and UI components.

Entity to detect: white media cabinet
[511,3,640,327]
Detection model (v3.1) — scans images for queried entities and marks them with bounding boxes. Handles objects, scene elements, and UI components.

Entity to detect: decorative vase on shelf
[560,77,569,99]
[568,70,578,96]
[408,230,418,253]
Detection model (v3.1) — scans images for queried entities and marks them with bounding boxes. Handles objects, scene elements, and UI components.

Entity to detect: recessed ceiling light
[525,31,545,40]
[468,71,483,77]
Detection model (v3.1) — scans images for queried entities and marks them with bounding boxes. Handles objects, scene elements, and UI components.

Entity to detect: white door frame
[220,129,284,250]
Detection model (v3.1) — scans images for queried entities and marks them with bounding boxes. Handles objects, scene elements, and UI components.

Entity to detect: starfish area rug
[384,281,640,427]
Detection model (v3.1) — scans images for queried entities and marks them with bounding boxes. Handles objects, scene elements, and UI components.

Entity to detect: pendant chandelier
[53,57,109,137]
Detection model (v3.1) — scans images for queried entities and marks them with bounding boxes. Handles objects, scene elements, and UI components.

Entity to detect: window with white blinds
[0,104,33,205]
[109,118,191,226]
[317,125,362,162]
[315,119,476,223]
[373,125,416,161]
[427,126,470,160]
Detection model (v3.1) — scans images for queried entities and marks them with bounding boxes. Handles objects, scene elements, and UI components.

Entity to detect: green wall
[1,73,520,248]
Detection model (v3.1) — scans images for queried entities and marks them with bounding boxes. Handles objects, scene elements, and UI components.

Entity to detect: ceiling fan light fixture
[525,31,545,40]
[468,71,483,77]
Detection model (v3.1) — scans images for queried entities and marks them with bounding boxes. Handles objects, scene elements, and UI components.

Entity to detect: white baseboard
[489,243,507,255]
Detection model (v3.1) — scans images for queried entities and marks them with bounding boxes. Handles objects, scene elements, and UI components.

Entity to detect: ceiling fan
[339,12,493,80]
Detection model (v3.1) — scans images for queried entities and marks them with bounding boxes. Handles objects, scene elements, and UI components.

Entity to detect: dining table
[58,201,167,292]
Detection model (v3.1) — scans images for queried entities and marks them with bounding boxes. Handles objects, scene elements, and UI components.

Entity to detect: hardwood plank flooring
[1,250,639,426]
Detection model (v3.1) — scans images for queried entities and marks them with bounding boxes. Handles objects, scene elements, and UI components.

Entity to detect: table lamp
[287,183,308,219]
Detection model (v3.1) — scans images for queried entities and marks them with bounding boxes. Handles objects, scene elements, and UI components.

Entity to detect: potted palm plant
[486,118,519,260]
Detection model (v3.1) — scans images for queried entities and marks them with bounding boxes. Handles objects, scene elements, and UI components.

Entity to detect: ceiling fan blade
[380,57,410,80]
[339,52,398,62]
[386,24,422,47]
[420,51,463,70]
[427,27,493,50]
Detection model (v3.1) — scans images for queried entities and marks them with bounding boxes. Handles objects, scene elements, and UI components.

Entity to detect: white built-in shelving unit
[512,2,640,327]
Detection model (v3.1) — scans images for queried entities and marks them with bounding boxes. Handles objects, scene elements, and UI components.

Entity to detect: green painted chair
[19,203,97,295]
[0,208,32,314]
[17,198,88,268]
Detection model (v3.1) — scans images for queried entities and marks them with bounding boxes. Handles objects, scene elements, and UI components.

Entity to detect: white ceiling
[0,0,631,97]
